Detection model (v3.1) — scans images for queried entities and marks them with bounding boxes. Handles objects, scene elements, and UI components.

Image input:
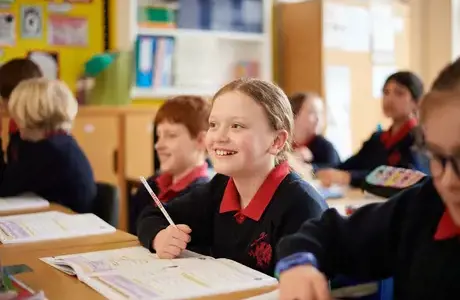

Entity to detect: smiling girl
[276,59,460,300]
[316,71,426,187]
[137,78,326,275]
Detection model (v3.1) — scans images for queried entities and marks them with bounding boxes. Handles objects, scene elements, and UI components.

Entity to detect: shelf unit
[119,0,273,99]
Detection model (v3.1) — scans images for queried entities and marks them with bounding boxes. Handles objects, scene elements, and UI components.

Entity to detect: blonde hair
[212,78,293,164]
[8,78,78,132]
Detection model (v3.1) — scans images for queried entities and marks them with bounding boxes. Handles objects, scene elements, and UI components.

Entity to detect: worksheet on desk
[0,211,115,244]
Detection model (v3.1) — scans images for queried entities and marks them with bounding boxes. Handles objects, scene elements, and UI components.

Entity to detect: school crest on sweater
[248,232,272,269]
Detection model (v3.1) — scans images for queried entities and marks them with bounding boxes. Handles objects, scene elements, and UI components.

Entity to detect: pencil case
[361,165,427,198]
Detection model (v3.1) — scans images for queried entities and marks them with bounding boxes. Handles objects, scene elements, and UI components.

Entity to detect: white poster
[0,13,15,46]
[20,5,43,39]
[323,3,371,52]
[370,4,395,53]
[324,65,352,160]
[372,65,397,99]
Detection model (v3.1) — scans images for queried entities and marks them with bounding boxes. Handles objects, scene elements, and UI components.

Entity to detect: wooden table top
[326,188,387,215]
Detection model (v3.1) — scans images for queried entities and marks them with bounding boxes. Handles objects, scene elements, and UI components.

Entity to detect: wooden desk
[0,203,73,217]
[5,241,276,300]
[327,188,387,215]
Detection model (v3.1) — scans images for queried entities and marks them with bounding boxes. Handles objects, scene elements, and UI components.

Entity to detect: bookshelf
[123,0,273,99]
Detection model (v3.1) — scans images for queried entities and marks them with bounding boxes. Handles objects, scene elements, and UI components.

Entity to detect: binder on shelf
[135,36,175,90]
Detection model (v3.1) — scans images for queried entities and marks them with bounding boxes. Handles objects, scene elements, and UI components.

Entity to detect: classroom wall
[410,0,452,87]
[0,0,106,92]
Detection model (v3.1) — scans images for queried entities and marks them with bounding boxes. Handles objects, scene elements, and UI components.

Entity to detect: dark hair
[420,58,460,124]
[288,92,320,117]
[155,95,211,138]
[384,71,424,103]
[0,58,43,100]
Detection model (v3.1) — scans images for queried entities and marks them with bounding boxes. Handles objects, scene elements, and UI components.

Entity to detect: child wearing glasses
[275,58,460,300]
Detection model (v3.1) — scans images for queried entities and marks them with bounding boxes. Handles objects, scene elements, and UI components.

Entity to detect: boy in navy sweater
[276,59,460,300]
[289,92,340,170]
[0,58,43,166]
[137,78,327,275]
[0,78,96,213]
[316,71,427,188]
[129,96,211,234]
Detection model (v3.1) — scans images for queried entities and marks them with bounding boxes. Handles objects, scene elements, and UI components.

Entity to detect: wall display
[28,50,59,79]
[48,15,88,46]
[0,13,15,46]
[20,5,43,39]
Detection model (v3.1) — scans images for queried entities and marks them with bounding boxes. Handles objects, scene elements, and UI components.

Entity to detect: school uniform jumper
[337,118,428,187]
[137,162,328,275]
[294,135,341,170]
[129,163,210,234]
[0,132,97,213]
[277,177,460,300]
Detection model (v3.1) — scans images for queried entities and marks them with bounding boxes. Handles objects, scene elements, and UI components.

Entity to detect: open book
[0,211,115,244]
[41,246,278,300]
[0,194,49,212]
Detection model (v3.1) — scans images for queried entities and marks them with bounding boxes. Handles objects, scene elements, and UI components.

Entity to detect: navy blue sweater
[277,178,460,300]
[338,129,429,187]
[306,135,341,170]
[129,174,209,234]
[0,134,96,213]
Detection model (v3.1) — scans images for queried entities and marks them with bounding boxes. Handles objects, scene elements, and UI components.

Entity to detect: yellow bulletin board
[0,0,107,92]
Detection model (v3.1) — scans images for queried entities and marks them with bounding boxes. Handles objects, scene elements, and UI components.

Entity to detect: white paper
[323,3,370,52]
[370,4,395,52]
[372,65,397,98]
[0,12,15,46]
[0,194,49,211]
[0,211,115,244]
[324,65,352,160]
[20,5,43,39]
[42,246,277,300]
[342,6,371,52]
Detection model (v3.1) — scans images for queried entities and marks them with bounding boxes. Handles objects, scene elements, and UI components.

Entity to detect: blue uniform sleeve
[277,180,428,280]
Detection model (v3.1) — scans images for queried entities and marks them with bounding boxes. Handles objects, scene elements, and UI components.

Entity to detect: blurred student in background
[316,71,427,187]
[289,92,340,170]
[0,78,96,213]
[129,96,211,234]
[0,58,43,166]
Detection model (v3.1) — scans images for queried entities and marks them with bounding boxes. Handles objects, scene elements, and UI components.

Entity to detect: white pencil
[139,176,177,228]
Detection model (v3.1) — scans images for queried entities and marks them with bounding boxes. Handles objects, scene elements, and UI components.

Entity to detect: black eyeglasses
[422,149,460,178]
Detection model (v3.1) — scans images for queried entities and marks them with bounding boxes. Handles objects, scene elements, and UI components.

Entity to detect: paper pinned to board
[324,65,352,160]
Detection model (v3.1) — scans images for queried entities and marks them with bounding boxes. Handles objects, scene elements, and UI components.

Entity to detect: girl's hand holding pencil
[153,224,192,259]
[139,176,192,259]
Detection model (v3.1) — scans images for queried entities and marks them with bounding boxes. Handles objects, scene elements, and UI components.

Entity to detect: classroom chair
[93,182,120,228]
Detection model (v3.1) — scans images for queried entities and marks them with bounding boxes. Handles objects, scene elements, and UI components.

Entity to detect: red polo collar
[293,135,315,150]
[434,210,460,240]
[155,163,208,202]
[219,162,290,221]
[380,118,417,149]
[8,120,19,134]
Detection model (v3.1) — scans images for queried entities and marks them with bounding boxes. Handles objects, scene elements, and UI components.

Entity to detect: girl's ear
[268,129,289,155]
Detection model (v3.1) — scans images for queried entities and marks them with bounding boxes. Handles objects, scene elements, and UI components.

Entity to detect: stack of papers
[41,246,277,300]
[0,195,49,212]
[0,211,115,244]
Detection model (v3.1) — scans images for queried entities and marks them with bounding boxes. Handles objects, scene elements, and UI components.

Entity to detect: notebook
[0,195,49,212]
[41,246,277,300]
[0,211,115,244]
